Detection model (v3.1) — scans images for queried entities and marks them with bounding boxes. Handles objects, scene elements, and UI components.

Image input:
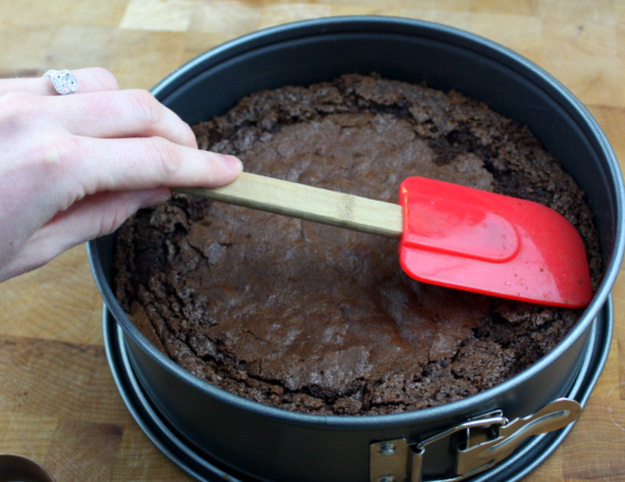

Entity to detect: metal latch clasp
[370,398,581,482]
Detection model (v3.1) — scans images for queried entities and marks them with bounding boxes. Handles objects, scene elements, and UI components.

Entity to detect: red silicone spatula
[177,172,592,308]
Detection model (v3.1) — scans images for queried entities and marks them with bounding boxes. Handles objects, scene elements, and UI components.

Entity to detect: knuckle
[90,67,119,91]
[181,122,198,148]
[44,135,81,166]
[97,193,126,237]
[34,135,83,184]
[127,89,163,127]
[0,92,40,126]
[148,137,183,178]
[15,134,85,211]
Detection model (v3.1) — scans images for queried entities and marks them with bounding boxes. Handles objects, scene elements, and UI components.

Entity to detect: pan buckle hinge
[369,398,581,482]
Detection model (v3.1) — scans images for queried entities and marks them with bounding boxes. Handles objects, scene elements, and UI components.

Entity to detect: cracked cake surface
[114,74,602,415]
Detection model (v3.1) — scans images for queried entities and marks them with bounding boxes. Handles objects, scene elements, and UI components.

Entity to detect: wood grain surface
[1,1,624,480]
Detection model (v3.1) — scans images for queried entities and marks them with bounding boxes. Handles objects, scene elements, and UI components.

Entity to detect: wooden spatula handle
[175,172,403,238]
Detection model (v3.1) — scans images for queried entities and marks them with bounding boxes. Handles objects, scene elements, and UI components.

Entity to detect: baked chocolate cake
[114,74,602,415]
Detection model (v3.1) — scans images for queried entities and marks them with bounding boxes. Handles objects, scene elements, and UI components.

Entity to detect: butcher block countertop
[1,1,625,480]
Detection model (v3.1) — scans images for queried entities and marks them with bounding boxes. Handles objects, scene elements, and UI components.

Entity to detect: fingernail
[221,154,243,172]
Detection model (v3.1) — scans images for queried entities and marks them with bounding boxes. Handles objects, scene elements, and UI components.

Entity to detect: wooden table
[1,1,624,480]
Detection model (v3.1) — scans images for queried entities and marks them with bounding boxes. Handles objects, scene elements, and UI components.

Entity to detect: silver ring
[43,69,78,95]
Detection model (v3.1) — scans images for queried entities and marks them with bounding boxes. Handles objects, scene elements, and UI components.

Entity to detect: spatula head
[398,177,592,308]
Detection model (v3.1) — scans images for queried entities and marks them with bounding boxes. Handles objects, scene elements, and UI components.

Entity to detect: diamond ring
[43,69,78,95]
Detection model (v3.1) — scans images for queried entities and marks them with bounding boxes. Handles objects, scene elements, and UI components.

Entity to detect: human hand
[0,67,242,282]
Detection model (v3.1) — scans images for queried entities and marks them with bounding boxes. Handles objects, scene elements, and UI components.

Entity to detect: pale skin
[0,67,243,282]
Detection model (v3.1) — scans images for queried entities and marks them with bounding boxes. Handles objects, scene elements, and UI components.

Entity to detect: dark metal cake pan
[102,301,612,482]
[88,16,625,482]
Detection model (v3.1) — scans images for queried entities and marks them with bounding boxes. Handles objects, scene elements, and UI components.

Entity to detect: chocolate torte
[114,74,602,415]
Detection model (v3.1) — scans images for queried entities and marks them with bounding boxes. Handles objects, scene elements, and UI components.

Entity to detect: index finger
[0,67,119,97]
[40,89,199,149]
